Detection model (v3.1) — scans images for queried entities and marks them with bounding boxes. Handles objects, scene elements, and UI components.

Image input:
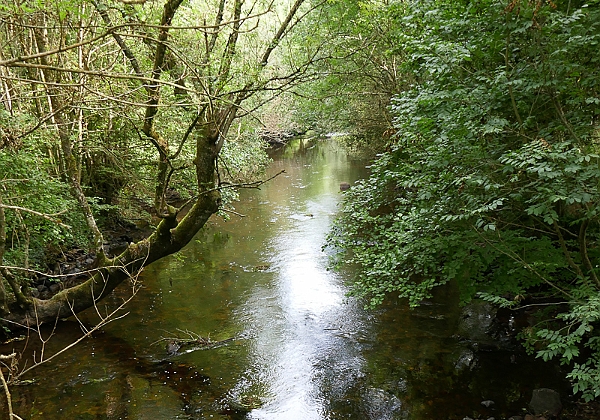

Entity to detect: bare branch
[474,227,574,299]
[15,286,138,380]
[260,0,306,66]
[6,62,201,96]
[202,169,286,195]
[0,363,16,420]
[0,204,70,228]
[0,12,272,68]
[219,208,246,218]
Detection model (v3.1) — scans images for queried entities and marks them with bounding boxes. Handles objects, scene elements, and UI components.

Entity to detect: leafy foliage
[0,0,314,327]
[327,0,600,399]
[0,143,90,271]
[283,0,404,143]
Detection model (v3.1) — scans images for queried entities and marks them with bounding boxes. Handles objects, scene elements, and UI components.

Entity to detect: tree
[327,0,600,400]
[0,0,315,331]
[274,0,404,150]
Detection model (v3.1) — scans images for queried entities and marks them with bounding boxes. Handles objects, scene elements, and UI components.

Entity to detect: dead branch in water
[153,329,238,356]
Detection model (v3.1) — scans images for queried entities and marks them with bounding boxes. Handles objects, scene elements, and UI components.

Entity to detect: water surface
[2,137,568,419]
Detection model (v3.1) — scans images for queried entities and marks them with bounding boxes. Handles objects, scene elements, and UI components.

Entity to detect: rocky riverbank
[29,219,152,300]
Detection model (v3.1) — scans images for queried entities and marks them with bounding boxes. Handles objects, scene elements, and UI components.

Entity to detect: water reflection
[237,144,370,419]
[1,137,569,420]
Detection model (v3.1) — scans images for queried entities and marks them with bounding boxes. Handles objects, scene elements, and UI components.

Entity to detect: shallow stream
[2,138,568,419]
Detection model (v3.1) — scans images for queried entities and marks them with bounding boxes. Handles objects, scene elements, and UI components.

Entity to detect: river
[2,137,568,419]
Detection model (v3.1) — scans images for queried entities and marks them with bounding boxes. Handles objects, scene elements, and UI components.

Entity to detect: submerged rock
[529,388,561,417]
[363,387,408,420]
[456,299,514,350]
[454,348,476,372]
[226,394,265,412]
[456,300,496,345]
[340,182,351,191]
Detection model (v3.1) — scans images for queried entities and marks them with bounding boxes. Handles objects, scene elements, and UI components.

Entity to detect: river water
[2,137,568,419]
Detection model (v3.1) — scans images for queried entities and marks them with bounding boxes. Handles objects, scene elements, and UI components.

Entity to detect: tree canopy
[326,0,600,401]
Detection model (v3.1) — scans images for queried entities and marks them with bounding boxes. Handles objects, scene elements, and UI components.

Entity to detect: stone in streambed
[529,388,561,418]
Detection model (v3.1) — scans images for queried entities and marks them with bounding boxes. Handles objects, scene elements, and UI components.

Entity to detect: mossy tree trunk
[0,0,308,330]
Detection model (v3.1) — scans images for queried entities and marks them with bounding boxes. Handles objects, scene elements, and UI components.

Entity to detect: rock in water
[166,340,181,355]
[529,388,561,417]
[363,387,407,419]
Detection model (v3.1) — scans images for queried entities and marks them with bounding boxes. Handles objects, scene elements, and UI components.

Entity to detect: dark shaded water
[2,138,568,419]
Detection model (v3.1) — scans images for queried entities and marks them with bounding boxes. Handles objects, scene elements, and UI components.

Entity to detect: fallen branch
[153,329,239,356]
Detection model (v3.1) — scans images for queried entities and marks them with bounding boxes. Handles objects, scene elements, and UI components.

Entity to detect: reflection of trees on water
[0,322,241,420]
[300,283,466,419]
[309,285,461,419]
[357,286,489,419]
[348,285,569,420]
[3,139,467,419]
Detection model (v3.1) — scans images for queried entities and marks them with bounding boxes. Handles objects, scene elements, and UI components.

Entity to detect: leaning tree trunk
[2,129,221,327]
[0,0,308,331]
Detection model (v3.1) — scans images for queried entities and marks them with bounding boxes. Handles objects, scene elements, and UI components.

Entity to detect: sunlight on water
[249,245,348,417]
[233,142,367,419]
[1,138,571,420]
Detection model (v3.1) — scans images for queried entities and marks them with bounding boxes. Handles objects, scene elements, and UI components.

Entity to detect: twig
[578,217,600,288]
[473,227,574,299]
[0,353,16,419]
[219,208,246,217]
[16,287,138,379]
[0,255,149,279]
[0,353,16,361]
[153,329,238,355]
[202,169,286,195]
[553,221,585,280]
[0,205,70,228]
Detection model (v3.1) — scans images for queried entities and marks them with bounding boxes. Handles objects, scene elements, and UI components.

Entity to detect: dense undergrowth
[326,0,600,402]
